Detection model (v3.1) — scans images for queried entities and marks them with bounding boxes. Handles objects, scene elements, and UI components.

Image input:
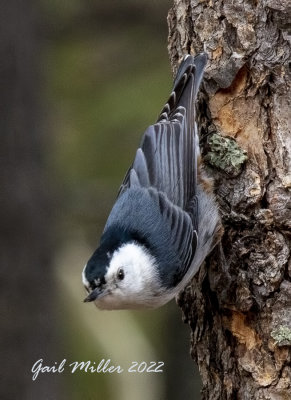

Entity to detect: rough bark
[168,1,291,399]
[0,1,59,399]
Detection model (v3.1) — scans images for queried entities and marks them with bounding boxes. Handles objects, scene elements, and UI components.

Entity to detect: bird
[82,53,222,310]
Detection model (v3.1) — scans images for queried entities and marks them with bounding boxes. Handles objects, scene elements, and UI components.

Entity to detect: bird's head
[82,239,162,310]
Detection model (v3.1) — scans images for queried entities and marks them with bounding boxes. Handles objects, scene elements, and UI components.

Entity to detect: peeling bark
[168,1,291,398]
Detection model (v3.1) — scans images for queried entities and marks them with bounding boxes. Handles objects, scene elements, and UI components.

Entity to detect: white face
[94,243,163,310]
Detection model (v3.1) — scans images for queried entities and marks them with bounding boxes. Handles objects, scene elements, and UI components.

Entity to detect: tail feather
[174,53,207,95]
[158,53,207,122]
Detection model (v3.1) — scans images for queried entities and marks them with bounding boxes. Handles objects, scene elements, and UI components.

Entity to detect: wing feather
[116,54,207,279]
[147,188,196,280]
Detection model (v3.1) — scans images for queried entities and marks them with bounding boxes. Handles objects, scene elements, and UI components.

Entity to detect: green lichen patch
[271,325,291,346]
[205,133,248,177]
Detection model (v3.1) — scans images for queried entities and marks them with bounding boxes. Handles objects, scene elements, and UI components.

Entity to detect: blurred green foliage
[45,1,171,188]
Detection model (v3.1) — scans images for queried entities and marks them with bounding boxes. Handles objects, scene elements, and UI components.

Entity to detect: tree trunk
[168,1,291,399]
[0,1,60,398]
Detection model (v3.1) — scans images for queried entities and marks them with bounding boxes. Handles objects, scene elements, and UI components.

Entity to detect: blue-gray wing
[147,188,197,284]
[116,54,207,275]
[138,117,195,209]
[119,53,207,210]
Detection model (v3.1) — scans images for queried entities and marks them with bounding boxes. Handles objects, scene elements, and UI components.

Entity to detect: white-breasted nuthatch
[82,53,222,310]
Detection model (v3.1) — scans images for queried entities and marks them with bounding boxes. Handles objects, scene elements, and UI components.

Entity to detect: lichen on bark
[204,133,248,177]
[168,0,291,398]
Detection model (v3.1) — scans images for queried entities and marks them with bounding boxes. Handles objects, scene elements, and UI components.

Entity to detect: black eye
[117,268,124,280]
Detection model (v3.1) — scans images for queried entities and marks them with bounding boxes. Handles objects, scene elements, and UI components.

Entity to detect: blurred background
[1,1,201,399]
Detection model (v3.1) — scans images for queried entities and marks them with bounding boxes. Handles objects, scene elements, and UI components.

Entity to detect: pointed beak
[83,287,108,303]
[83,289,98,302]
